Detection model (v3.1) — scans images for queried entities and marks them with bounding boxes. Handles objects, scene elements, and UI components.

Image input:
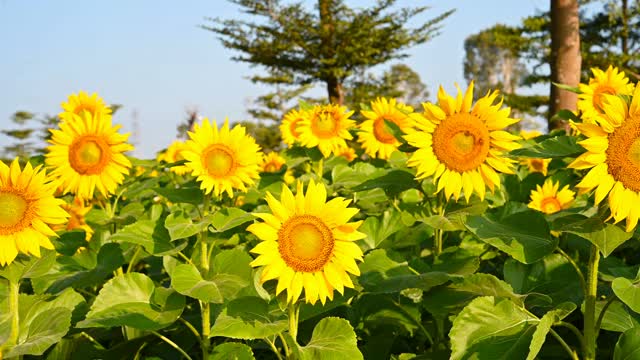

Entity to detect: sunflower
[46,112,134,200]
[336,146,357,162]
[404,82,520,202]
[570,85,640,232]
[260,152,286,173]
[297,104,356,158]
[59,91,112,121]
[578,66,635,124]
[54,197,93,240]
[0,159,69,266]
[528,179,575,214]
[280,109,308,147]
[520,130,551,176]
[248,180,365,305]
[357,98,416,159]
[182,119,262,197]
[159,140,190,175]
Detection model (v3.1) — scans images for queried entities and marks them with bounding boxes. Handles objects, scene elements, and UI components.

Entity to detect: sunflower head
[297,104,356,158]
[528,179,575,214]
[521,158,551,176]
[578,66,635,124]
[357,98,416,159]
[46,112,134,200]
[159,140,190,175]
[260,152,286,173]
[59,91,112,121]
[183,118,262,197]
[570,84,640,231]
[53,197,93,240]
[280,109,308,147]
[0,159,69,266]
[248,180,365,305]
[335,146,357,162]
[404,82,521,202]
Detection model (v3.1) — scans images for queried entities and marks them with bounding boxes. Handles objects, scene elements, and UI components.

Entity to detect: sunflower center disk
[289,119,302,138]
[312,113,338,138]
[0,192,28,229]
[373,118,397,144]
[278,215,334,272]
[432,113,490,172]
[73,105,96,116]
[530,159,545,171]
[204,145,235,177]
[541,197,562,214]
[69,136,110,175]
[605,118,640,192]
[264,163,278,172]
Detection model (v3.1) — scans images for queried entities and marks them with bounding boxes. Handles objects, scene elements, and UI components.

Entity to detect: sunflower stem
[288,302,300,343]
[199,193,212,358]
[584,244,600,360]
[316,158,324,178]
[433,193,445,261]
[8,279,19,347]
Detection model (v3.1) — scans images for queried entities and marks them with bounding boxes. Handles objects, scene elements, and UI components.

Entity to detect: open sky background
[0,0,547,158]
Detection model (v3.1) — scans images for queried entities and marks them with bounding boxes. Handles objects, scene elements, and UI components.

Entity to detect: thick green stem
[199,194,212,358]
[584,244,600,360]
[288,303,300,343]
[433,193,445,260]
[8,280,19,347]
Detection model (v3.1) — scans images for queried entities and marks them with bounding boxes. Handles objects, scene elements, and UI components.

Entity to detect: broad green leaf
[170,263,223,303]
[209,207,254,232]
[510,135,584,158]
[352,169,417,197]
[36,243,125,294]
[614,327,640,360]
[527,303,576,360]
[552,215,633,257]
[612,277,640,314]
[0,249,56,282]
[109,218,181,255]
[359,250,451,293]
[164,210,214,241]
[594,300,640,333]
[209,342,255,360]
[332,163,385,189]
[4,288,85,357]
[294,317,363,360]
[77,273,184,330]
[210,297,287,339]
[504,254,583,307]
[154,186,204,205]
[466,210,557,264]
[449,296,537,360]
[52,231,88,256]
[420,201,489,232]
[355,294,424,336]
[360,210,405,250]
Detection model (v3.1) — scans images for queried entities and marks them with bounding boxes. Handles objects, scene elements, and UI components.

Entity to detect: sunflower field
[1,67,640,360]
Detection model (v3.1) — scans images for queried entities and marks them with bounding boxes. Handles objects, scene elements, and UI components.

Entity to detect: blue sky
[0,0,547,158]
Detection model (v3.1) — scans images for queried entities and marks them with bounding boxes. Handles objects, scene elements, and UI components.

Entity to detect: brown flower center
[605,115,640,192]
[0,191,32,235]
[278,215,334,272]
[540,197,562,214]
[432,113,490,172]
[69,136,111,175]
[203,144,236,177]
[373,118,398,144]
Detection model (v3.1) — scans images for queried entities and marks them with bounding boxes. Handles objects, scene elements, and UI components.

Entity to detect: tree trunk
[549,0,581,131]
[319,0,344,105]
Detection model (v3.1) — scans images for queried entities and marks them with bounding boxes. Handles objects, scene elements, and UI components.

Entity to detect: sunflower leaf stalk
[199,192,212,358]
[583,244,600,360]
[8,279,19,347]
[288,302,300,343]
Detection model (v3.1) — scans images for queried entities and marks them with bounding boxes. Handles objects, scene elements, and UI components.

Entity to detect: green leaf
[595,300,640,332]
[614,327,640,360]
[352,169,417,197]
[359,209,405,249]
[466,210,557,264]
[612,277,640,314]
[294,317,363,360]
[552,82,582,94]
[510,135,584,158]
[154,186,204,205]
[209,207,255,232]
[164,210,213,241]
[52,231,88,256]
[109,218,182,255]
[359,250,451,293]
[527,303,576,360]
[209,342,255,360]
[77,273,184,330]
[0,249,56,282]
[332,163,385,190]
[210,297,287,339]
[449,296,537,360]
[170,263,224,303]
[552,215,633,257]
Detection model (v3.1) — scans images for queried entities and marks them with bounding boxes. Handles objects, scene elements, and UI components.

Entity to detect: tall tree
[204,0,453,105]
[549,0,581,129]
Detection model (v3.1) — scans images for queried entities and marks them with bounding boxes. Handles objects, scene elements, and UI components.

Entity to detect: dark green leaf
[209,342,255,360]
[210,297,287,339]
[614,327,640,360]
[154,187,204,205]
[552,215,633,257]
[510,136,584,158]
